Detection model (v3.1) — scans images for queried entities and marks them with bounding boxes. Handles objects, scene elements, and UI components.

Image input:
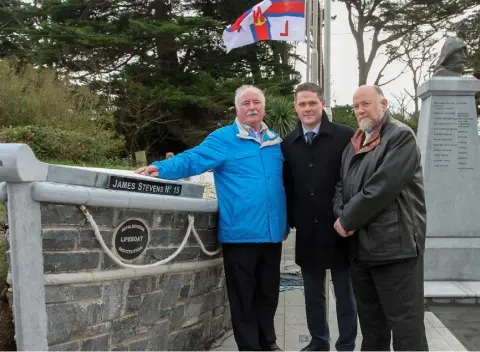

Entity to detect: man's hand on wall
[135,165,159,177]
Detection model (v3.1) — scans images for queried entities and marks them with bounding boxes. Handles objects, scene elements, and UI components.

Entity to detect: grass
[44,159,137,171]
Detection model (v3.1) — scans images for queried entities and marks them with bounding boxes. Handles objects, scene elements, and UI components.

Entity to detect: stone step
[424,281,480,304]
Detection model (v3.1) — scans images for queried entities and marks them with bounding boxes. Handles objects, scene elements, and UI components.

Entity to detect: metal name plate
[107,175,182,196]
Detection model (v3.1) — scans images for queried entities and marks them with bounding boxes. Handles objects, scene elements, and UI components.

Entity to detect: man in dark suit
[282,83,357,351]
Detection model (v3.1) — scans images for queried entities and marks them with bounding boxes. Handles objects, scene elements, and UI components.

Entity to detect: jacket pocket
[364,205,401,252]
[235,150,257,159]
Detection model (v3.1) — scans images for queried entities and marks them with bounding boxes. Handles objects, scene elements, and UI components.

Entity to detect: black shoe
[262,342,282,351]
[300,342,330,351]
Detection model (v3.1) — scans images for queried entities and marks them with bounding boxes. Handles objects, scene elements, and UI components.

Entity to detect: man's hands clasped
[334,218,354,237]
[135,165,159,177]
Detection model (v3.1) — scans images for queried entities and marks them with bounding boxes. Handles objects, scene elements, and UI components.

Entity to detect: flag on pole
[223,0,306,53]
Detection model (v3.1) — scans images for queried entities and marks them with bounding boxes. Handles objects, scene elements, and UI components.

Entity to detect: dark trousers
[222,242,282,351]
[302,265,358,351]
[351,255,428,351]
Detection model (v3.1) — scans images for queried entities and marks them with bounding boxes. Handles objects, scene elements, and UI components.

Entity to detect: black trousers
[302,265,357,351]
[222,242,282,351]
[351,254,428,351]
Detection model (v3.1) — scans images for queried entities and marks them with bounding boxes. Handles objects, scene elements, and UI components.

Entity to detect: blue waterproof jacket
[152,120,288,243]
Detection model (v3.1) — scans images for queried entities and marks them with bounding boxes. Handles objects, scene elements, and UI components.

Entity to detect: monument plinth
[417,76,480,280]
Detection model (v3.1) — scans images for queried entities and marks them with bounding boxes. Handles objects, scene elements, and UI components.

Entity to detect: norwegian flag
[223,0,306,53]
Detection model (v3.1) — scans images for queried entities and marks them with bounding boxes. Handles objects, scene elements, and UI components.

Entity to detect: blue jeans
[302,265,358,351]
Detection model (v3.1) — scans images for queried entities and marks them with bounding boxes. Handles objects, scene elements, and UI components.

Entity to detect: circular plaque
[114,219,149,260]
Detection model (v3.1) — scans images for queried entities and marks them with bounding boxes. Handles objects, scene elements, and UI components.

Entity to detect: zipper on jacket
[259,150,274,242]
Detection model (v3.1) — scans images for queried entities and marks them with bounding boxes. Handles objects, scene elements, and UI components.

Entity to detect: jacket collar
[233,118,282,147]
[351,112,392,154]
[290,110,333,143]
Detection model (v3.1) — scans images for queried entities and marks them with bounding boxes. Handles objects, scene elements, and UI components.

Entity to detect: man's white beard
[359,117,377,132]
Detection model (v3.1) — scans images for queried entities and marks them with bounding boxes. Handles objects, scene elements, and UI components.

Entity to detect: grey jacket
[333,113,426,262]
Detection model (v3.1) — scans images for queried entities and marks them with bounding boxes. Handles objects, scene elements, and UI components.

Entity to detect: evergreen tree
[17,0,301,156]
[0,0,35,61]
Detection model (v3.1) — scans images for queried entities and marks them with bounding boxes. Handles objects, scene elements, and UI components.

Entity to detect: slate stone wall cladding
[38,203,230,351]
[41,204,221,273]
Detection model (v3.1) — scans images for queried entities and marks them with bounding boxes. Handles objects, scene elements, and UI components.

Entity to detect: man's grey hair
[235,85,265,108]
[373,85,386,100]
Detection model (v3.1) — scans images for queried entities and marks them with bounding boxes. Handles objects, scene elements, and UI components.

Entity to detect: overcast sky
[294,1,446,112]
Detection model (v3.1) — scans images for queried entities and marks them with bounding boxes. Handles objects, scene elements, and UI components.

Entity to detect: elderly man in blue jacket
[136,85,288,351]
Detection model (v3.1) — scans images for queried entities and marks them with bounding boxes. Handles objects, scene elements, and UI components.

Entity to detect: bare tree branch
[377,64,408,86]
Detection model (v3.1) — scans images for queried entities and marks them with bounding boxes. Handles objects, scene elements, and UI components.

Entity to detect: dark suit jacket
[281,113,354,269]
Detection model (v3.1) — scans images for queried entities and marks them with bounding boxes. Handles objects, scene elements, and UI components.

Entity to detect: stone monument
[417,36,480,281]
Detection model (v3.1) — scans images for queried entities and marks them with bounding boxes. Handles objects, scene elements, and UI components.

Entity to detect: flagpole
[323,0,332,327]
[311,0,319,85]
[324,0,332,120]
[318,3,323,88]
[305,0,312,82]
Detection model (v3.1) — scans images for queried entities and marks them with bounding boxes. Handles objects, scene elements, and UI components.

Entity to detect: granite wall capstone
[10,203,231,351]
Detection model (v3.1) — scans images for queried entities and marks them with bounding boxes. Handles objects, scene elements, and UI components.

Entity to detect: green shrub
[264,94,297,137]
[0,125,124,164]
[0,60,125,163]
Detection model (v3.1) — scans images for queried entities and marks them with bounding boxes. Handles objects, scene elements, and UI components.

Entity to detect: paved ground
[429,305,480,351]
[211,233,469,351]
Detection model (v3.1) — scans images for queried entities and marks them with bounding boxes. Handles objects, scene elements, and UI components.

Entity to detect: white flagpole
[305,0,312,82]
[322,0,332,321]
[318,3,323,88]
[311,0,319,84]
[323,0,332,120]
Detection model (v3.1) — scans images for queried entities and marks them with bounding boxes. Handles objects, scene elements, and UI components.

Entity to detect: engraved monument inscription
[431,98,474,171]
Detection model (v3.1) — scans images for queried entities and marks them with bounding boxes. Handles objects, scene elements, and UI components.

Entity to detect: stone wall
[24,204,230,351]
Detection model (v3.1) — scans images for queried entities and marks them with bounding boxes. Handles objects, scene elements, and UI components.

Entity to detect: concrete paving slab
[425,311,446,328]
[285,305,308,325]
[427,338,454,351]
[435,327,467,350]
[425,325,443,339]
[284,324,311,351]
[274,315,285,336]
[285,290,305,306]
[424,281,469,297]
[212,231,470,352]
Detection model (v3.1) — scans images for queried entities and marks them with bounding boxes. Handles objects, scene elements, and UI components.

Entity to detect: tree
[389,90,412,119]
[397,33,437,120]
[337,0,476,86]
[450,5,480,114]
[0,0,35,61]
[14,0,301,157]
[331,105,357,129]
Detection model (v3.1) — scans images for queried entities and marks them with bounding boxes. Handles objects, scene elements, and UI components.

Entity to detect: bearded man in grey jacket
[333,85,428,351]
